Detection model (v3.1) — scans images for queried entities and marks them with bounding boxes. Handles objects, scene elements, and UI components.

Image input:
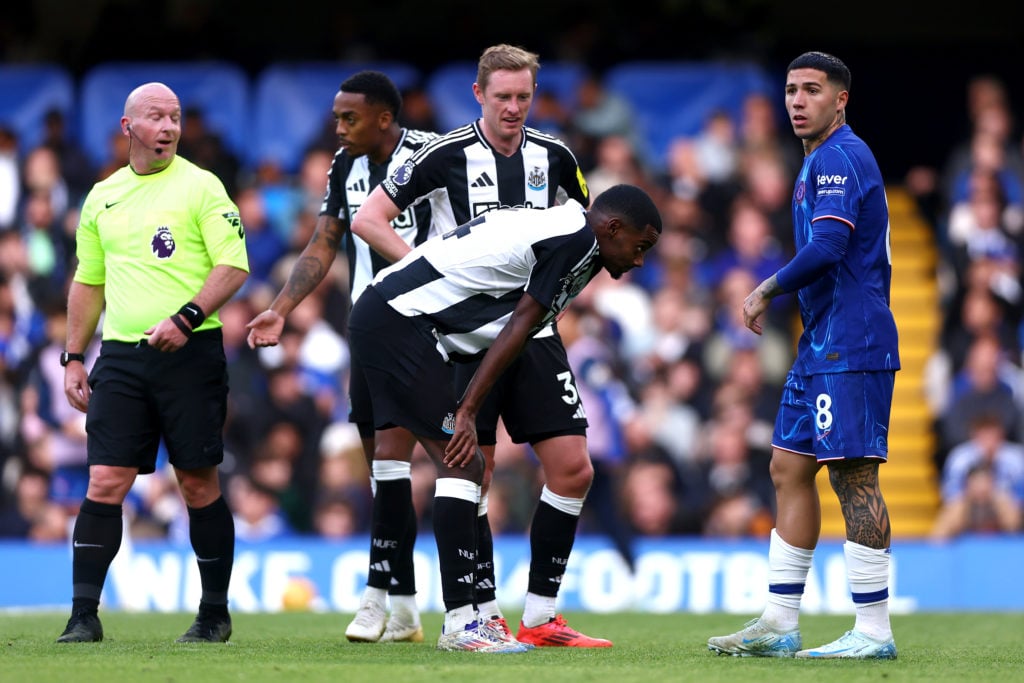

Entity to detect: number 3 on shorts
[556,371,579,406]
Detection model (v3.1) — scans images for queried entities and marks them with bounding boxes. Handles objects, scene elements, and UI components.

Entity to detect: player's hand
[64,362,91,413]
[443,407,479,468]
[144,316,190,352]
[742,289,768,335]
[246,310,285,348]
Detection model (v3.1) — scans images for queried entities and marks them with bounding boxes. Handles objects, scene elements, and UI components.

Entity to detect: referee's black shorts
[85,329,228,474]
[455,330,588,446]
[348,287,457,440]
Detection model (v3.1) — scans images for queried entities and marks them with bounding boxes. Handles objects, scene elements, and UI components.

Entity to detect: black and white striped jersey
[320,128,438,303]
[379,120,590,235]
[378,119,590,338]
[371,200,602,362]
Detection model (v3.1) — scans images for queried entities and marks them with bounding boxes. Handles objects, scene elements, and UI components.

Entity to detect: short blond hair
[476,44,540,92]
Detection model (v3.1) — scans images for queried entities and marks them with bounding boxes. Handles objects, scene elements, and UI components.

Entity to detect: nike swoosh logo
[105,200,122,209]
[73,541,104,548]
[196,557,221,563]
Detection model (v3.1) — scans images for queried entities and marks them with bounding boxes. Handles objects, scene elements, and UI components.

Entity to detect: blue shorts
[772,370,894,462]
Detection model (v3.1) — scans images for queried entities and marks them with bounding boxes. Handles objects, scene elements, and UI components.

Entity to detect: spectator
[932,413,1024,538]
[176,106,241,197]
[702,266,792,387]
[0,125,19,230]
[228,472,294,542]
[312,490,363,539]
[0,465,62,539]
[40,108,95,204]
[939,333,1022,468]
[560,301,638,568]
[570,71,640,168]
[234,185,287,288]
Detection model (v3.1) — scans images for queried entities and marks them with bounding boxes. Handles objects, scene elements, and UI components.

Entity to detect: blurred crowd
[1,67,1022,549]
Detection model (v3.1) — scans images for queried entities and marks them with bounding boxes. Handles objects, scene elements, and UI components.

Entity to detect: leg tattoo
[828,460,891,548]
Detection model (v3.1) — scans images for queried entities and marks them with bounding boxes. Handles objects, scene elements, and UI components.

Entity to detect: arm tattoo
[312,220,345,252]
[284,256,326,302]
[759,274,784,298]
[828,460,891,548]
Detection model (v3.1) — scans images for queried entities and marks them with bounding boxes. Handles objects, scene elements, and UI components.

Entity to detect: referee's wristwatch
[60,351,86,367]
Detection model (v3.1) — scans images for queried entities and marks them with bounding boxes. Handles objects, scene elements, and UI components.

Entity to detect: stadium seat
[603,61,775,170]
[252,62,420,172]
[79,61,250,168]
[0,64,75,154]
[426,60,587,134]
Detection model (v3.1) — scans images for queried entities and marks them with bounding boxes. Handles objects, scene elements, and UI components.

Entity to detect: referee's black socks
[71,498,124,610]
[187,496,234,607]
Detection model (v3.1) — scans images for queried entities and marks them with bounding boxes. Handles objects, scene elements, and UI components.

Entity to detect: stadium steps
[817,188,941,538]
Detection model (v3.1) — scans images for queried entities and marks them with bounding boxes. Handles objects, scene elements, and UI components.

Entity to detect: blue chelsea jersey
[791,125,900,374]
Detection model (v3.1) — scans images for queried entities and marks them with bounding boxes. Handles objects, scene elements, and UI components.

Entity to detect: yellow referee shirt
[74,156,249,342]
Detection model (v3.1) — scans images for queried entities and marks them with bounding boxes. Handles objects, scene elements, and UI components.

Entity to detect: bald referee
[56,82,249,644]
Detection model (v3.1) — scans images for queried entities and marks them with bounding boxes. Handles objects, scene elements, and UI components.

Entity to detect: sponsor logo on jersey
[527,166,547,191]
[576,167,589,199]
[815,174,847,198]
[151,225,175,258]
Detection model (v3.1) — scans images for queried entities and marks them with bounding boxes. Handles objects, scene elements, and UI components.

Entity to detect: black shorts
[348,287,457,440]
[454,330,588,446]
[85,330,228,474]
[347,345,372,429]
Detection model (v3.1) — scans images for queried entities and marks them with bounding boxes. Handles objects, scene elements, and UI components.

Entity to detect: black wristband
[170,314,194,337]
[177,302,206,328]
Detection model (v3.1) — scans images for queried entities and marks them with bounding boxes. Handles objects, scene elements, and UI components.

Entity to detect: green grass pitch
[3,611,1023,682]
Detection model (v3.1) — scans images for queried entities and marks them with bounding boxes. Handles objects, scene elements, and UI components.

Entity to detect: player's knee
[769,450,818,488]
[548,455,594,497]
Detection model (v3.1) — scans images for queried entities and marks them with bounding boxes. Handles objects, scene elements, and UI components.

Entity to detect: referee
[56,82,249,644]
[352,44,611,647]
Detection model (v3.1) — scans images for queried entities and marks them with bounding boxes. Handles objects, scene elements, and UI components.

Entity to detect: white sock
[443,604,477,634]
[521,592,557,629]
[477,599,502,621]
[539,485,585,515]
[389,594,419,621]
[845,540,892,640]
[761,528,814,632]
[361,585,387,608]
